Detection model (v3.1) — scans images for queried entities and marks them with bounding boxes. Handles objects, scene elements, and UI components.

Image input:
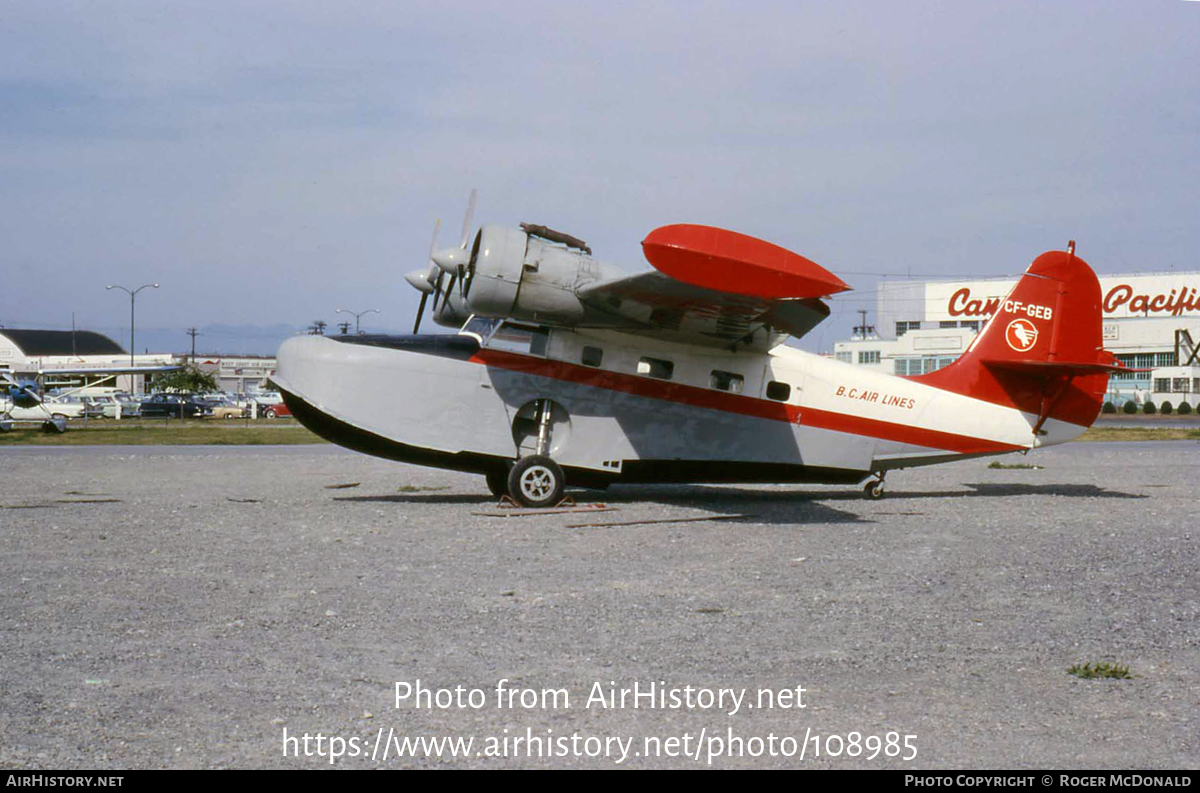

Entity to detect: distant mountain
[120,323,307,358]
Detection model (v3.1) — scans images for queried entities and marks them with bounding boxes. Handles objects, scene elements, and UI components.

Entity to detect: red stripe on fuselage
[469,349,1022,456]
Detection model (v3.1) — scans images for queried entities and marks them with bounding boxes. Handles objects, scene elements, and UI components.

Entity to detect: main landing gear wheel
[863,478,886,499]
[507,455,565,508]
[484,469,510,499]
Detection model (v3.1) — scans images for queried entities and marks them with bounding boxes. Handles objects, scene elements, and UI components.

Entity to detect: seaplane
[274,194,1126,507]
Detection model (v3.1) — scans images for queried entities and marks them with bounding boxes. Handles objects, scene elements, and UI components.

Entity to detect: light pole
[335,308,380,335]
[106,283,159,393]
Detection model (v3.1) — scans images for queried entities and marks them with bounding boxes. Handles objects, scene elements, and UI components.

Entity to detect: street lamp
[335,308,380,335]
[106,282,159,393]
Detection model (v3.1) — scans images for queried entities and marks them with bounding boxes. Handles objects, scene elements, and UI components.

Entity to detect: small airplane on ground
[1,366,178,432]
[274,194,1126,506]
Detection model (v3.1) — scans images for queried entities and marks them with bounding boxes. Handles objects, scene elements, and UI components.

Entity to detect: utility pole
[337,322,352,335]
[186,328,200,364]
[853,309,875,339]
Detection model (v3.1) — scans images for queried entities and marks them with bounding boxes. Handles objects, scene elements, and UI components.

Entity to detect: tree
[152,363,219,394]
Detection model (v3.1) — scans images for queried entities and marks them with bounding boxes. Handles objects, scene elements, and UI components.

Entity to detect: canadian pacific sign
[924,274,1200,322]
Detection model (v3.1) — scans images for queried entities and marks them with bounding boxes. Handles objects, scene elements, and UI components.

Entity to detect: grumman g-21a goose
[274,200,1126,507]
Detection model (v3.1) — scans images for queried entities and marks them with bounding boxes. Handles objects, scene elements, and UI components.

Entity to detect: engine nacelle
[463,225,592,324]
[462,225,525,318]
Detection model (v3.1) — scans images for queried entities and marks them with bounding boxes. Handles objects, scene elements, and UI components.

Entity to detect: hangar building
[0,328,175,393]
[833,271,1200,406]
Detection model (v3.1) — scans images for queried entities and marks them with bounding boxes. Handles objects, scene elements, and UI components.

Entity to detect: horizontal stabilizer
[982,358,1141,376]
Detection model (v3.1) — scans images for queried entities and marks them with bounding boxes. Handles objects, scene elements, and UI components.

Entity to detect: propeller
[409,219,442,333]
[431,188,477,297]
[408,189,478,330]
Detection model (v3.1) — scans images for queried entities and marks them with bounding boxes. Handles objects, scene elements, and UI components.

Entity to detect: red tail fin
[916,247,1120,429]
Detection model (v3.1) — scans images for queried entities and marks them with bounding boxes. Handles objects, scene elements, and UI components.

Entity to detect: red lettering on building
[948,284,1200,318]
[947,288,1001,317]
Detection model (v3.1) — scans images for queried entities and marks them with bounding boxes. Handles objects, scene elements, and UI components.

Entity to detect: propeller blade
[431,270,446,310]
[413,292,429,334]
[459,188,477,249]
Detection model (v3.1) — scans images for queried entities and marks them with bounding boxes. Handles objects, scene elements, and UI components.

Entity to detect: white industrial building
[0,328,277,395]
[834,271,1200,407]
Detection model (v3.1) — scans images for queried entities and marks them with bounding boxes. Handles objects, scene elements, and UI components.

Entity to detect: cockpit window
[485,321,550,356]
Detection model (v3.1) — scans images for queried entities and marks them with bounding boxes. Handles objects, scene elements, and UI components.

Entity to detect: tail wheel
[507,455,564,508]
[863,479,885,499]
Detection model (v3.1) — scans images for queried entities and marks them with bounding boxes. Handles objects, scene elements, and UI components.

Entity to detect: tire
[863,480,885,499]
[507,455,565,508]
[484,469,510,499]
[265,407,277,419]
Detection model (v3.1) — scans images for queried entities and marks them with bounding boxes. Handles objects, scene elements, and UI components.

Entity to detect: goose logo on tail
[1005,318,1039,352]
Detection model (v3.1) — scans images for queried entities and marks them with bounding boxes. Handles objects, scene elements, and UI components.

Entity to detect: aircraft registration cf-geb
[275,197,1127,507]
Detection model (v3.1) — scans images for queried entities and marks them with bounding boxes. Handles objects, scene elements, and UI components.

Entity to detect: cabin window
[487,322,550,356]
[637,357,674,380]
[581,346,603,367]
[765,381,791,401]
[709,370,743,393]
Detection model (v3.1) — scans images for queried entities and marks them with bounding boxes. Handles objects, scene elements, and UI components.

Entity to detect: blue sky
[1,1,1197,354]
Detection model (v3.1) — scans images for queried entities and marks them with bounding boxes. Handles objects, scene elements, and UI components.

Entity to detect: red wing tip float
[275,206,1126,506]
[642,223,851,300]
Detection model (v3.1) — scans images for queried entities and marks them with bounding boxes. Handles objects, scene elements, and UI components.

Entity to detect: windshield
[458,315,501,344]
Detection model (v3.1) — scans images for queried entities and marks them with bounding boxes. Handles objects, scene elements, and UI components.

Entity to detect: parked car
[205,397,248,419]
[44,395,101,419]
[81,395,120,418]
[262,401,292,419]
[139,393,213,418]
[113,392,141,417]
[1,397,85,421]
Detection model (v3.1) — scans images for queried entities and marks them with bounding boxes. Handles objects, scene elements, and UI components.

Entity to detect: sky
[1,0,1198,355]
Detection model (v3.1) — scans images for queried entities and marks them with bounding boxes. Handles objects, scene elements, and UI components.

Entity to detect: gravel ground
[1,442,1196,769]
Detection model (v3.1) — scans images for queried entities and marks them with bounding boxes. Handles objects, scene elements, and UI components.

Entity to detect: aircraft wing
[575,224,850,350]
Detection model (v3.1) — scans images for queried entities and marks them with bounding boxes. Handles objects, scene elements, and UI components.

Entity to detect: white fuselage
[274,324,1084,486]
